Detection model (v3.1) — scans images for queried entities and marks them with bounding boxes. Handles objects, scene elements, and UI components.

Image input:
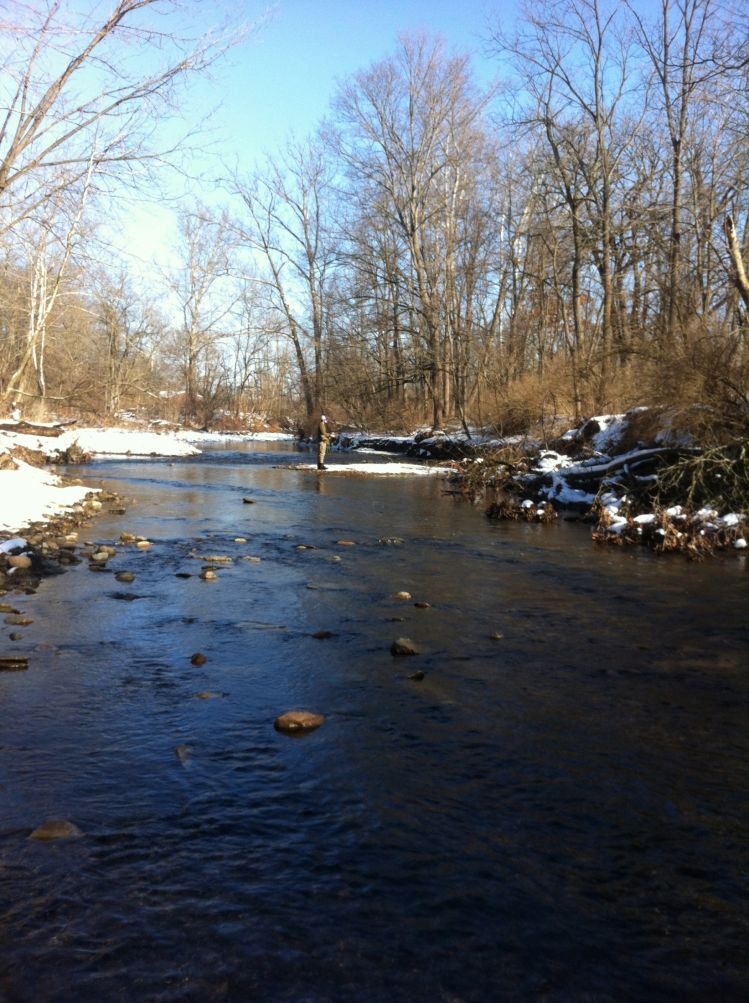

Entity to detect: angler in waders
[317,414,331,470]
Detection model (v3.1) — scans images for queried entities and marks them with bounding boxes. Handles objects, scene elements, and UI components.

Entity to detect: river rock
[409,670,426,681]
[91,551,110,563]
[0,604,20,614]
[29,819,83,841]
[234,537,247,543]
[312,630,336,639]
[200,570,217,581]
[0,655,28,671]
[5,614,33,626]
[195,691,221,700]
[391,637,419,656]
[175,572,192,578]
[7,555,31,570]
[489,631,505,641]
[393,591,412,600]
[414,601,431,609]
[9,632,22,641]
[136,540,152,549]
[241,556,261,563]
[190,652,207,665]
[336,540,356,546]
[274,710,325,734]
[202,555,232,563]
[115,571,135,583]
[242,497,255,504]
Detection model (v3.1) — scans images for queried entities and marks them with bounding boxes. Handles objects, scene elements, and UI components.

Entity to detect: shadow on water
[1,440,748,1001]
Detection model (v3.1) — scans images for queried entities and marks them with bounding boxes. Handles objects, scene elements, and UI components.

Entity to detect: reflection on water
[1,441,748,1001]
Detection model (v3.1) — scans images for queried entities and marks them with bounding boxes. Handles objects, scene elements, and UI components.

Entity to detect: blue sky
[226,0,506,161]
[117,0,514,274]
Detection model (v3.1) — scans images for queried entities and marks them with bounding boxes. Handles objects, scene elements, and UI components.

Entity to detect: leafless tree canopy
[2,1,749,432]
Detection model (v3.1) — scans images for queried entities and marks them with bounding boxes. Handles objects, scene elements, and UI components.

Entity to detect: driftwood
[0,419,76,437]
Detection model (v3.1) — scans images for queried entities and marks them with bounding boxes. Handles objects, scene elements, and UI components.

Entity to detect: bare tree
[234,137,336,418]
[332,34,494,430]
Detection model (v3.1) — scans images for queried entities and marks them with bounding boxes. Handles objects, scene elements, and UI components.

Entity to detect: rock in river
[0,655,29,671]
[274,710,325,734]
[391,637,419,657]
[190,652,207,665]
[393,591,412,600]
[29,819,83,841]
[115,571,135,583]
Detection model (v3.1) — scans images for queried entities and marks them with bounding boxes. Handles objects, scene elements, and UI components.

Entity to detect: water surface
[1,441,748,1001]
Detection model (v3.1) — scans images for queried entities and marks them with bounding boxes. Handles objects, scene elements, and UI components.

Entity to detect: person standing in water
[317,414,331,470]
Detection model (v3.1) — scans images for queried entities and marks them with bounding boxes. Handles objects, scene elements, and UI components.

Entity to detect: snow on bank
[0,460,97,534]
[176,430,294,444]
[55,428,200,457]
[0,425,200,458]
[290,461,451,477]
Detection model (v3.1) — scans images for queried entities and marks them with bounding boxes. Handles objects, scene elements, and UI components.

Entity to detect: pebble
[274,710,325,734]
[336,540,356,546]
[414,601,431,609]
[190,652,207,665]
[241,556,262,563]
[115,571,135,583]
[7,555,31,570]
[393,591,412,600]
[4,614,33,626]
[200,570,217,581]
[28,819,83,841]
[234,537,247,543]
[242,497,255,504]
[136,540,152,549]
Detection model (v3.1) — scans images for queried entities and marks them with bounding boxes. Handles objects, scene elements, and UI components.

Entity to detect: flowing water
[1,441,748,1002]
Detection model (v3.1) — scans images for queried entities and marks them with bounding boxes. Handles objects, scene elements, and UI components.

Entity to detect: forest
[1,0,748,440]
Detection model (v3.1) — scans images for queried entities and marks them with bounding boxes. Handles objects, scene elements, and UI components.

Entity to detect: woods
[1,0,748,433]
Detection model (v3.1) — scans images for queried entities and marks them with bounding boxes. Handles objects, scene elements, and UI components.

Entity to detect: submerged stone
[115,571,135,583]
[274,710,325,734]
[393,591,412,600]
[190,652,207,665]
[29,819,83,841]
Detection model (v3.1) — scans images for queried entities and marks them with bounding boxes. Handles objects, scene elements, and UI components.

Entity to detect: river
[1,440,748,1002]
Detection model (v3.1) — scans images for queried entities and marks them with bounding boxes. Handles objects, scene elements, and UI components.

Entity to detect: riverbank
[1,410,747,561]
[342,409,749,557]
